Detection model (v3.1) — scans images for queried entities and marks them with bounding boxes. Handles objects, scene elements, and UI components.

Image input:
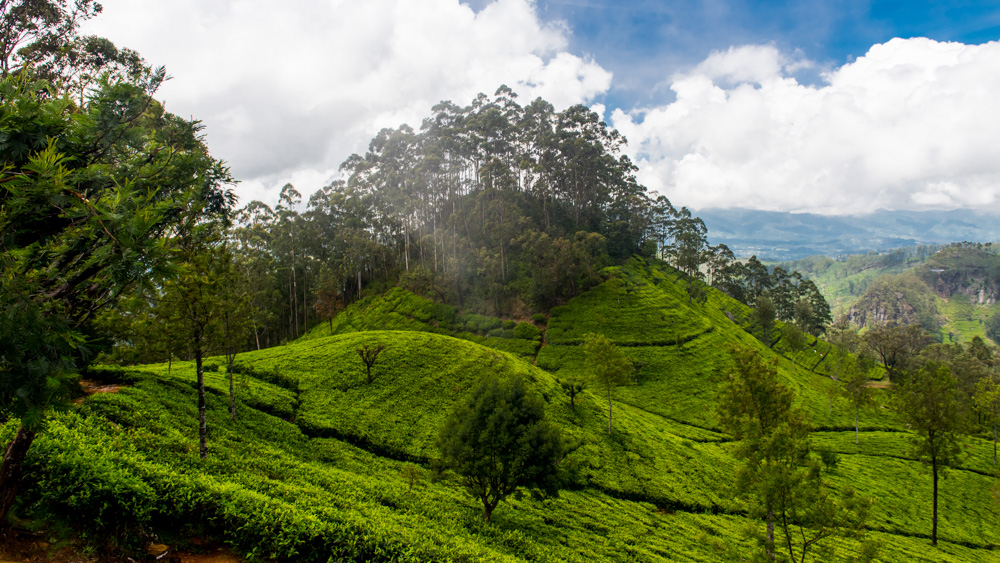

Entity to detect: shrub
[513,322,542,341]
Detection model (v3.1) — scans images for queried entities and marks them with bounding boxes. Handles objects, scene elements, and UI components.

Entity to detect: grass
[11,257,1000,561]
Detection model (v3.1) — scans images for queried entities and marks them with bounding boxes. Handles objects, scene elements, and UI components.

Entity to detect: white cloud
[82,0,611,206]
[613,38,1000,214]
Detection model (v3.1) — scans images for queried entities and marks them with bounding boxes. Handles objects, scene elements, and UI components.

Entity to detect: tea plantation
[10,259,1000,561]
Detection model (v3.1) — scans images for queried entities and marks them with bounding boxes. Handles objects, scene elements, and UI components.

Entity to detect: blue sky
[531,0,1000,108]
[83,0,1000,214]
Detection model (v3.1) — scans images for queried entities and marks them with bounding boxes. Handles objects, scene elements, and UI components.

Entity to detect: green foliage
[895,362,967,546]
[299,287,541,359]
[774,245,942,317]
[438,377,563,523]
[559,379,586,411]
[0,15,234,519]
[718,346,872,563]
[751,296,777,347]
[11,257,1000,561]
[783,322,808,377]
[864,324,931,384]
[512,322,542,341]
[975,374,1000,465]
[818,447,840,471]
[582,332,631,435]
[853,272,941,332]
[841,358,874,444]
[985,314,1000,345]
[357,342,388,384]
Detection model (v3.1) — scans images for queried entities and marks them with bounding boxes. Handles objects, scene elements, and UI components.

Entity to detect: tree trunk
[302,267,308,335]
[228,362,236,421]
[994,423,997,465]
[931,457,939,546]
[607,387,613,435]
[855,406,859,444]
[0,425,37,523]
[195,335,208,460]
[766,510,775,561]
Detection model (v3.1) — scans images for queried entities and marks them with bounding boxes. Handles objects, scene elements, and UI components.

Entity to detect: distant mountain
[697,208,1000,260]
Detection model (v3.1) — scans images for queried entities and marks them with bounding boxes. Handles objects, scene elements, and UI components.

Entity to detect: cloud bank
[83,0,611,204]
[612,38,1000,215]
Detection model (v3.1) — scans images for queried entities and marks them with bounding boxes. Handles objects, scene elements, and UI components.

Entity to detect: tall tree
[161,220,231,459]
[583,333,631,435]
[752,296,778,348]
[783,322,808,378]
[864,324,930,384]
[718,346,871,562]
[975,374,1000,465]
[216,242,253,420]
[841,357,874,444]
[895,362,966,546]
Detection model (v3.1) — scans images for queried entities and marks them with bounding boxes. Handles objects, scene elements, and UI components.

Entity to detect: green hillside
[778,244,1000,345]
[11,259,1000,561]
[842,244,1000,343]
[773,245,941,316]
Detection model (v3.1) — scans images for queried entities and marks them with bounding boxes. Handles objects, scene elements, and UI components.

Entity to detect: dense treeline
[120,87,829,355]
[231,86,680,343]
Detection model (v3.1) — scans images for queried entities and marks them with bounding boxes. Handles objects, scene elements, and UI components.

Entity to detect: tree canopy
[0,0,233,519]
[438,376,562,523]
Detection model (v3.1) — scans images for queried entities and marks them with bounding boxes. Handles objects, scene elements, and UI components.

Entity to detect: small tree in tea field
[438,376,562,523]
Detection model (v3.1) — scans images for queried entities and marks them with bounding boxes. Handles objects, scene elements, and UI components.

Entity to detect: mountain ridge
[698,208,1000,260]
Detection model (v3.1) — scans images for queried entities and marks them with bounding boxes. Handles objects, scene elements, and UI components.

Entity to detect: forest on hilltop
[96,83,830,363]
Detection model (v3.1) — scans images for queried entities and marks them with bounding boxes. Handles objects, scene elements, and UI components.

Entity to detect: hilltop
[8,258,1000,562]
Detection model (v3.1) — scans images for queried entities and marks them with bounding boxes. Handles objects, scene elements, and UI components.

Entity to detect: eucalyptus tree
[976,374,1000,465]
[665,207,709,278]
[275,183,303,339]
[841,358,874,444]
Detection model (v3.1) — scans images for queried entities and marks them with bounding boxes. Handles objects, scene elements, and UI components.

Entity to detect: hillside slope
[846,244,1000,343]
[774,245,940,316]
[11,259,1000,562]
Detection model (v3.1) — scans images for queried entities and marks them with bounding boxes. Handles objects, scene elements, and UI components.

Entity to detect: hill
[9,259,1000,562]
[842,244,1000,343]
[773,245,941,317]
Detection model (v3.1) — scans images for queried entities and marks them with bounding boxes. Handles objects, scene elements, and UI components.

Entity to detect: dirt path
[0,534,242,562]
[72,379,127,404]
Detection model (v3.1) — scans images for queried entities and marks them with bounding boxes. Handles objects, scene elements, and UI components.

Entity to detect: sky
[81,0,1000,215]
